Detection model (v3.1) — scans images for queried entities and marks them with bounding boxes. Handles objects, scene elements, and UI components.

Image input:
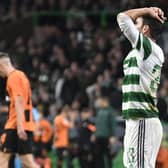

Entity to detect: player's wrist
[124,7,151,21]
[143,7,150,14]
[17,122,23,129]
[137,7,150,17]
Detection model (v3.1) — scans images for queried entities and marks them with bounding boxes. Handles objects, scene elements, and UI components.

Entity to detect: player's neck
[6,66,16,77]
[148,35,156,42]
[144,33,156,42]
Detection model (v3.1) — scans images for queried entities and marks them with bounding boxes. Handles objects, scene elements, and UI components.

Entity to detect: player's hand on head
[17,126,28,140]
[152,7,167,22]
[149,7,167,23]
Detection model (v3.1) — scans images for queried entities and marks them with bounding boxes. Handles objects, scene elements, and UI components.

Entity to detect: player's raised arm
[117,7,166,47]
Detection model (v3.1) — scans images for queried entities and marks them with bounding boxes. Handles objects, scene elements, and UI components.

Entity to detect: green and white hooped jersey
[117,13,164,119]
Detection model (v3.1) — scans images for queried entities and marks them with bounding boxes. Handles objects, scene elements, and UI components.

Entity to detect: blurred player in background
[34,111,53,168]
[117,7,166,168]
[0,52,39,168]
[53,105,74,168]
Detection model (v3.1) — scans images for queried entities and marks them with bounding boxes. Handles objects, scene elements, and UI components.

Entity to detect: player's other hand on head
[17,126,27,140]
[149,7,167,23]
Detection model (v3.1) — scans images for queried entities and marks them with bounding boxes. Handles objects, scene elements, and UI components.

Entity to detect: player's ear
[142,24,150,35]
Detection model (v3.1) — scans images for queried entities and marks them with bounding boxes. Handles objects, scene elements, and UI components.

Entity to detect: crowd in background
[0,0,150,23]
[0,0,168,167]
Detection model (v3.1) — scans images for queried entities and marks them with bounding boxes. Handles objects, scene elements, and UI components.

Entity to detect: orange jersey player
[0,52,39,168]
[53,105,73,168]
[5,70,34,131]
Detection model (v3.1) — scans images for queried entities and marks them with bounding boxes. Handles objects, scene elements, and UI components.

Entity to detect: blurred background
[0,0,168,168]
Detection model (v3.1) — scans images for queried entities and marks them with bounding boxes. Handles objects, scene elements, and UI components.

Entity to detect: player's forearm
[15,96,24,128]
[123,8,149,21]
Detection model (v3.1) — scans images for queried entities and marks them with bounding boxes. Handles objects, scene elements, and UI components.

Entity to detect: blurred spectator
[77,108,95,168]
[59,68,80,105]
[68,109,79,168]
[0,77,8,135]
[94,96,116,168]
[158,79,168,122]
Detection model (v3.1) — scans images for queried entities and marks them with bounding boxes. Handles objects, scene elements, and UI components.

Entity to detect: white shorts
[123,118,163,168]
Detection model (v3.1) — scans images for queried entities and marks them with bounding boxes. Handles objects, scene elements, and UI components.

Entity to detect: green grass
[113,150,124,168]
[49,149,124,168]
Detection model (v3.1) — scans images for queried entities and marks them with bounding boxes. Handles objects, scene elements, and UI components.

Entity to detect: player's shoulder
[54,115,62,123]
[14,70,29,82]
[150,39,164,63]
[7,70,19,83]
[7,70,28,85]
[40,119,51,127]
[140,33,164,63]
[9,70,24,78]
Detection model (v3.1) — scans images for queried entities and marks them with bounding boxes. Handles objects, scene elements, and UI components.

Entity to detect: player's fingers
[159,15,167,23]
[152,11,163,22]
[22,132,28,140]
[19,131,27,140]
[156,8,166,21]
[158,9,165,18]
[155,14,165,23]
[151,7,165,19]
[162,16,167,21]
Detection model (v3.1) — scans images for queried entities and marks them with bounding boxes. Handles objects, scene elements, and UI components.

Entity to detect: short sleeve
[62,118,71,128]
[8,74,24,97]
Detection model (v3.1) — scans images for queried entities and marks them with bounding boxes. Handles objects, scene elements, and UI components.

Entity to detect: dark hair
[0,52,9,59]
[62,105,71,113]
[142,15,163,39]
[81,107,90,113]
